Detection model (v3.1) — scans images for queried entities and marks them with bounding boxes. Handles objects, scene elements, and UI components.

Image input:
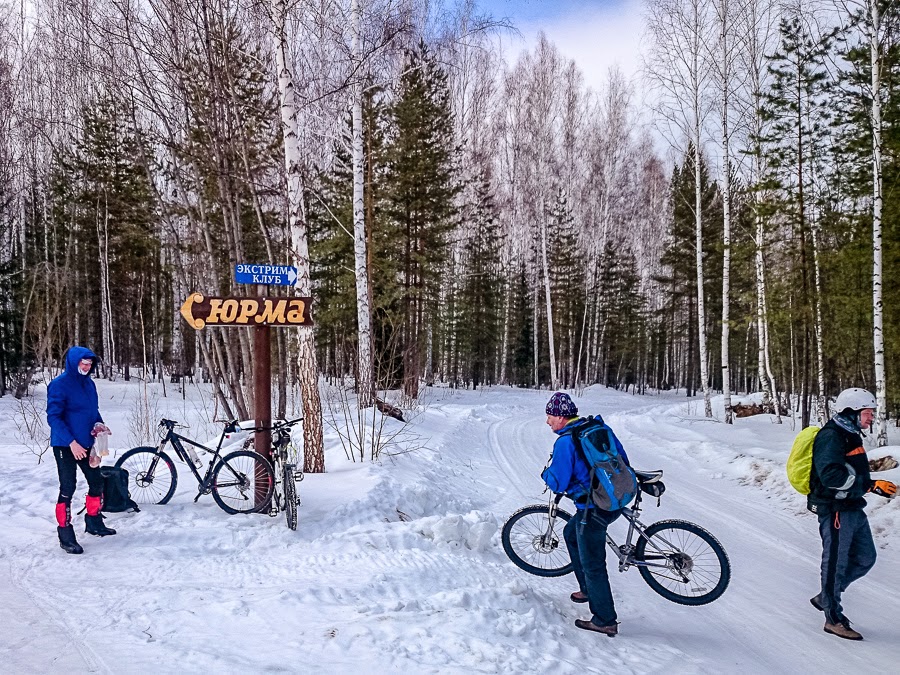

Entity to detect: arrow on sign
[180,292,313,329]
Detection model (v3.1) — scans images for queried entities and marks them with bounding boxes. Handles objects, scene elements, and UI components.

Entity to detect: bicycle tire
[635,519,731,605]
[115,447,178,505]
[283,464,298,530]
[211,450,275,515]
[501,504,573,577]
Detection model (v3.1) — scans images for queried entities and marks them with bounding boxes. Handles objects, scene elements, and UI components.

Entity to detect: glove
[871,480,897,498]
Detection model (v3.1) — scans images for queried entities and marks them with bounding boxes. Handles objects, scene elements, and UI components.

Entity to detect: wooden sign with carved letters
[180,292,313,329]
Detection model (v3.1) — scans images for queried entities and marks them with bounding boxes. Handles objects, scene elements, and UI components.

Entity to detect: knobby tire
[283,464,298,531]
[115,447,178,505]
[501,504,573,577]
[211,450,275,515]
[634,519,731,605]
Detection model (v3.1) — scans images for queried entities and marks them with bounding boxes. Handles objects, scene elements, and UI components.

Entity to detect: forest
[1,0,899,467]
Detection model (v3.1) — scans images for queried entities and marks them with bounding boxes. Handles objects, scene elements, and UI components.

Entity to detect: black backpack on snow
[99,466,140,513]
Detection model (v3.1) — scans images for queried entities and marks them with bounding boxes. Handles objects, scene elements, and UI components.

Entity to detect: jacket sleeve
[813,428,856,494]
[46,381,75,446]
[542,436,576,494]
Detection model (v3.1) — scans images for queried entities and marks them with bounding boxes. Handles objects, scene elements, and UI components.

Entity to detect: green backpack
[787,426,820,494]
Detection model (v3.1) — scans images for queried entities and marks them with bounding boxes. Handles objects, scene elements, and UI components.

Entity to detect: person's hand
[70,440,87,460]
[871,480,897,498]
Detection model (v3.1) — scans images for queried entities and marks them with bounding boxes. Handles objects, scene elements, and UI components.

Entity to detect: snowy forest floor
[1,381,899,673]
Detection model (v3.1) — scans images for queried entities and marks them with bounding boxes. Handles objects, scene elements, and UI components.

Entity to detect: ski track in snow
[2,384,900,672]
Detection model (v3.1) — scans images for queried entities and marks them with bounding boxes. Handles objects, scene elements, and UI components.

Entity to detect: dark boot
[85,514,116,536]
[575,619,618,637]
[58,526,84,554]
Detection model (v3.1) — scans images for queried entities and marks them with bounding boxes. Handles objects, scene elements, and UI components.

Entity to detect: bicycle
[115,418,275,515]
[239,418,304,530]
[501,469,731,605]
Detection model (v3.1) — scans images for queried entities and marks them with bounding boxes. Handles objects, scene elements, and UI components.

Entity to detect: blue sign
[235,264,298,286]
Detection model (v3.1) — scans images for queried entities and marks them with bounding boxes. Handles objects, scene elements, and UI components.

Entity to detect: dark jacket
[541,417,630,510]
[47,346,103,449]
[808,417,873,514]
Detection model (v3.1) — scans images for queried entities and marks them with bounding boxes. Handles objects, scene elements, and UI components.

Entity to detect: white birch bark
[811,225,827,425]
[714,0,734,423]
[540,195,559,390]
[273,0,324,472]
[869,0,888,445]
[349,0,375,408]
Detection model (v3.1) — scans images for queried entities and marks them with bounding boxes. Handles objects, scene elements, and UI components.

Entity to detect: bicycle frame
[548,490,691,581]
[154,420,246,501]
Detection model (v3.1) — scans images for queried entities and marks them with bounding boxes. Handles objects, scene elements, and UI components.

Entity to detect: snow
[2,381,900,673]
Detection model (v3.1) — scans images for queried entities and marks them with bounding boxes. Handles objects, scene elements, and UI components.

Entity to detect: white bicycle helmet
[834,387,876,413]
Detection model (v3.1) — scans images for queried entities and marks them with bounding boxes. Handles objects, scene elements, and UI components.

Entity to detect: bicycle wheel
[211,450,275,515]
[635,519,731,605]
[283,464,298,531]
[115,447,178,505]
[501,505,573,577]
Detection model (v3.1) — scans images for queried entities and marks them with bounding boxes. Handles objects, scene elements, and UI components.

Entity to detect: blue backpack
[563,416,637,511]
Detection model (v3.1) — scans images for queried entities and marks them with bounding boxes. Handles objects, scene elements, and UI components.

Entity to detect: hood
[65,346,98,377]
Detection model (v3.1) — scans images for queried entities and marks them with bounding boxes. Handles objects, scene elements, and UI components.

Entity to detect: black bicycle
[501,470,731,606]
[239,418,304,530]
[115,418,275,514]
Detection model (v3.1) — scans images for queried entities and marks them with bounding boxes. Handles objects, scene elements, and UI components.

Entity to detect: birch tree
[350,0,375,408]
[273,0,324,472]
[646,0,714,417]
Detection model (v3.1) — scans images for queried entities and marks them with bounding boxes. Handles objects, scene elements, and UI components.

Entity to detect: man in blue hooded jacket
[47,346,116,554]
[541,392,630,637]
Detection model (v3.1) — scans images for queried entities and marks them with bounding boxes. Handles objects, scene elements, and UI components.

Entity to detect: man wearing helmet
[808,388,897,640]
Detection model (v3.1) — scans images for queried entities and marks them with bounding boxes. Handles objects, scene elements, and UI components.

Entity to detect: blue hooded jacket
[47,346,103,449]
[541,417,630,510]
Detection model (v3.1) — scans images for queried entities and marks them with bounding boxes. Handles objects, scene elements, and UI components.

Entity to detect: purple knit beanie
[546,392,578,417]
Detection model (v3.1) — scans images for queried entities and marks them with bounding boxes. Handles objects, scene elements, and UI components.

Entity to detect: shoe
[824,620,863,641]
[575,619,618,637]
[85,514,116,537]
[57,526,84,554]
[570,591,589,604]
[811,595,852,624]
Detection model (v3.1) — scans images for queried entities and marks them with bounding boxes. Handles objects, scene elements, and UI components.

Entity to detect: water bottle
[186,446,202,468]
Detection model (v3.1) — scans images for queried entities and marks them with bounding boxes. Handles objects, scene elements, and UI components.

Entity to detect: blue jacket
[541,417,630,510]
[47,346,103,449]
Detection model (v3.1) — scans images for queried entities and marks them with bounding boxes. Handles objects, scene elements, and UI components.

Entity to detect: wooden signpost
[180,269,313,510]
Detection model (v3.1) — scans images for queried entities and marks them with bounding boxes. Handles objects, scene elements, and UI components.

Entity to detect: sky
[477,0,646,95]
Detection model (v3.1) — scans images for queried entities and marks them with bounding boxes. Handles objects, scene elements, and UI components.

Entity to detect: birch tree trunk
[716,0,733,423]
[540,196,559,390]
[351,0,375,408]
[694,138,712,418]
[273,0,324,472]
[811,225,827,425]
[869,0,888,445]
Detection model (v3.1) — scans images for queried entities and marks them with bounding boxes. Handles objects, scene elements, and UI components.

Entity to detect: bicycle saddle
[634,469,664,483]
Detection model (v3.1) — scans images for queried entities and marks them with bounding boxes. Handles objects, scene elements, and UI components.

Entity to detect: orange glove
[871,480,897,498]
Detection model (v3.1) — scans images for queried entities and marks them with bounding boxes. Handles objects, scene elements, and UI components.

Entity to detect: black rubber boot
[58,525,84,554]
[85,514,116,536]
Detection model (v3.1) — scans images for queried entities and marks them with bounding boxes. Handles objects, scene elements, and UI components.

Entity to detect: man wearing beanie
[541,392,630,637]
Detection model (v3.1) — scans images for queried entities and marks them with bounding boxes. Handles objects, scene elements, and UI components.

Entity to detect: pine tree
[457,173,505,388]
[382,40,461,400]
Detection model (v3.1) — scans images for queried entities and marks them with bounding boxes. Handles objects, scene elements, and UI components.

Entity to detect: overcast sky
[477,0,646,95]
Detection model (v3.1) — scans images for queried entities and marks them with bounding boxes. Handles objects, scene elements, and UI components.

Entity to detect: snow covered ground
[2,380,899,673]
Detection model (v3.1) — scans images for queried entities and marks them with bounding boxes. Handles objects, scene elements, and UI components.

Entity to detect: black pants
[53,445,103,504]
[818,508,877,625]
[563,507,622,627]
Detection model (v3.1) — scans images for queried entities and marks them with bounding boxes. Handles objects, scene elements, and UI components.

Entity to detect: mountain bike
[239,418,304,530]
[501,470,731,605]
[115,419,275,515]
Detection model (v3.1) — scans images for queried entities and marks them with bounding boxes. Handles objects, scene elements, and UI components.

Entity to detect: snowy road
[2,383,899,673]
